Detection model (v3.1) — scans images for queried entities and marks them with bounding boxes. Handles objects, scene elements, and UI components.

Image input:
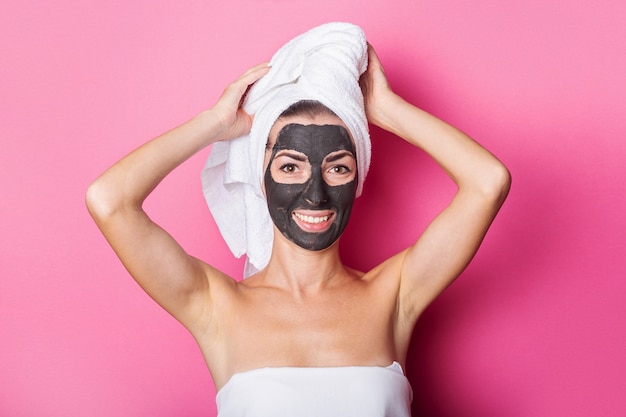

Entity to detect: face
[264,119,358,251]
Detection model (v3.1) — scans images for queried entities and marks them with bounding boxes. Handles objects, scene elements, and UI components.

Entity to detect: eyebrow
[275,151,308,162]
[325,151,355,163]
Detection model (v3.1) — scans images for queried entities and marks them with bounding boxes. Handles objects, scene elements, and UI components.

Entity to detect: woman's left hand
[359,43,397,129]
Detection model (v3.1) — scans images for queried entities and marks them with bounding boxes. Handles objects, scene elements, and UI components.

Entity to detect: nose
[303,169,328,206]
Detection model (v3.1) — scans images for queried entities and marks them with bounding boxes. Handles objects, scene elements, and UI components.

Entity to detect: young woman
[87,38,510,416]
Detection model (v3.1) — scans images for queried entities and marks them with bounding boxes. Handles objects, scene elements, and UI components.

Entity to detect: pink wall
[2,0,625,416]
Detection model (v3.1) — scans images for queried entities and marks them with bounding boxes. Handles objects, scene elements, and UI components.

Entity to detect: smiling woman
[85,22,510,417]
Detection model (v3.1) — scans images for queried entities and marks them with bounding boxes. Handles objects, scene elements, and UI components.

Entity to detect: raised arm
[85,63,270,330]
[361,46,511,323]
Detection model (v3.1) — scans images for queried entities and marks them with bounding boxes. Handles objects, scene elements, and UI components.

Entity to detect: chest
[222,283,397,367]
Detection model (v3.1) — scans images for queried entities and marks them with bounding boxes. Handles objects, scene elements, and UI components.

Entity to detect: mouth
[292,211,334,232]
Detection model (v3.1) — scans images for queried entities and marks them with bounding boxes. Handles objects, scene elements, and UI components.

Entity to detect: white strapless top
[216,362,412,416]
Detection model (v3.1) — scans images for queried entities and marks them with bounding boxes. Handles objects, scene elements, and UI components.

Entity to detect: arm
[361,45,511,322]
[85,63,270,331]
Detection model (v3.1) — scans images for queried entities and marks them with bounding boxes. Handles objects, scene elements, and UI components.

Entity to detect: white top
[216,362,413,417]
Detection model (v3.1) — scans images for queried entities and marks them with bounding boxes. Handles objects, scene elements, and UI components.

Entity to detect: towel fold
[201,22,371,277]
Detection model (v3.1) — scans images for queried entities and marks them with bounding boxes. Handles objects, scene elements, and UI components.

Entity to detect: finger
[238,61,271,82]
[231,63,270,97]
[221,62,270,106]
[366,43,383,71]
[239,83,253,108]
[237,63,271,104]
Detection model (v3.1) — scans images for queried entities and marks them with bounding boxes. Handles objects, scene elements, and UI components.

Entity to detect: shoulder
[360,249,427,324]
[360,249,408,287]
[345,252,408,310]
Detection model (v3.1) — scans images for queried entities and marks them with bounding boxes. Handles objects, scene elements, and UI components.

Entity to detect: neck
[260,233,348,295]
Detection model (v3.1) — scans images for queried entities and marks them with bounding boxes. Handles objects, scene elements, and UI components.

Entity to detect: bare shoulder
[359,249,408,287]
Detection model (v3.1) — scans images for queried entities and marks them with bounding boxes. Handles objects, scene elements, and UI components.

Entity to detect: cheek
[264,162,304,210]
[267,183,304,209]
[331,184,357,210]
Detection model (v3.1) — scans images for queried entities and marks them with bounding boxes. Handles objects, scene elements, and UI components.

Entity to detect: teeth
[295,213,330,224]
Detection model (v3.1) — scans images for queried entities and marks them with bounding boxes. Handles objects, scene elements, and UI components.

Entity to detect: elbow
[482,162,511,206]
[85,177,123,223]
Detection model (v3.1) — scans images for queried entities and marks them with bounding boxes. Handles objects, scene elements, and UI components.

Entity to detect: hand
[359,44,397,129]
[212,62,271,141]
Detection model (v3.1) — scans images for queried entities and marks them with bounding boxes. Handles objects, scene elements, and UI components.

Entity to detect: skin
[86,45,511,392]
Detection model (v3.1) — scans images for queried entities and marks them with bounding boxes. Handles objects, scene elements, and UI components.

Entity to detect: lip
[292,210,335,232]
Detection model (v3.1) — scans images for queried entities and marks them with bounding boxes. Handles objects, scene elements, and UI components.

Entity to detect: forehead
[273,124,355,159]
[268,114,352,148]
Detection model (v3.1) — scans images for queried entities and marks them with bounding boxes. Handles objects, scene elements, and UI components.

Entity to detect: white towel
[201,22,371,277]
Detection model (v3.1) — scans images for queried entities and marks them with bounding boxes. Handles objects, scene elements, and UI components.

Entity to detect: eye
[329,165,351,174]
[280,163,299,173]
[322,153,356,186]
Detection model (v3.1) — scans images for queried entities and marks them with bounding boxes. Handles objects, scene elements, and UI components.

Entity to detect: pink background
[2,0,625,416]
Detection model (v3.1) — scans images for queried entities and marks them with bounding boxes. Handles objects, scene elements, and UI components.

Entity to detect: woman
[86,26,510,416]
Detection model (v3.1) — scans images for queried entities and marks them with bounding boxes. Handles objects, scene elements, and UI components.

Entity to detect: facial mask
[264,123,357,251]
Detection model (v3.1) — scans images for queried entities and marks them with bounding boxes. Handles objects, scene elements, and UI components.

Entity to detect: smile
[294,212,332,224]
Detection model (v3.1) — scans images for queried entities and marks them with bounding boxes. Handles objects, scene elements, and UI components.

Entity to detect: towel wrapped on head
[201,22,371,277]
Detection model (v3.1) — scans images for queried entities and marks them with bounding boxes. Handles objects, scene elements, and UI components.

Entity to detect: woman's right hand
[211,62,271,142]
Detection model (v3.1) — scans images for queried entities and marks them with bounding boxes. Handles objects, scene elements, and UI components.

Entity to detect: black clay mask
[264,123,358,251]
